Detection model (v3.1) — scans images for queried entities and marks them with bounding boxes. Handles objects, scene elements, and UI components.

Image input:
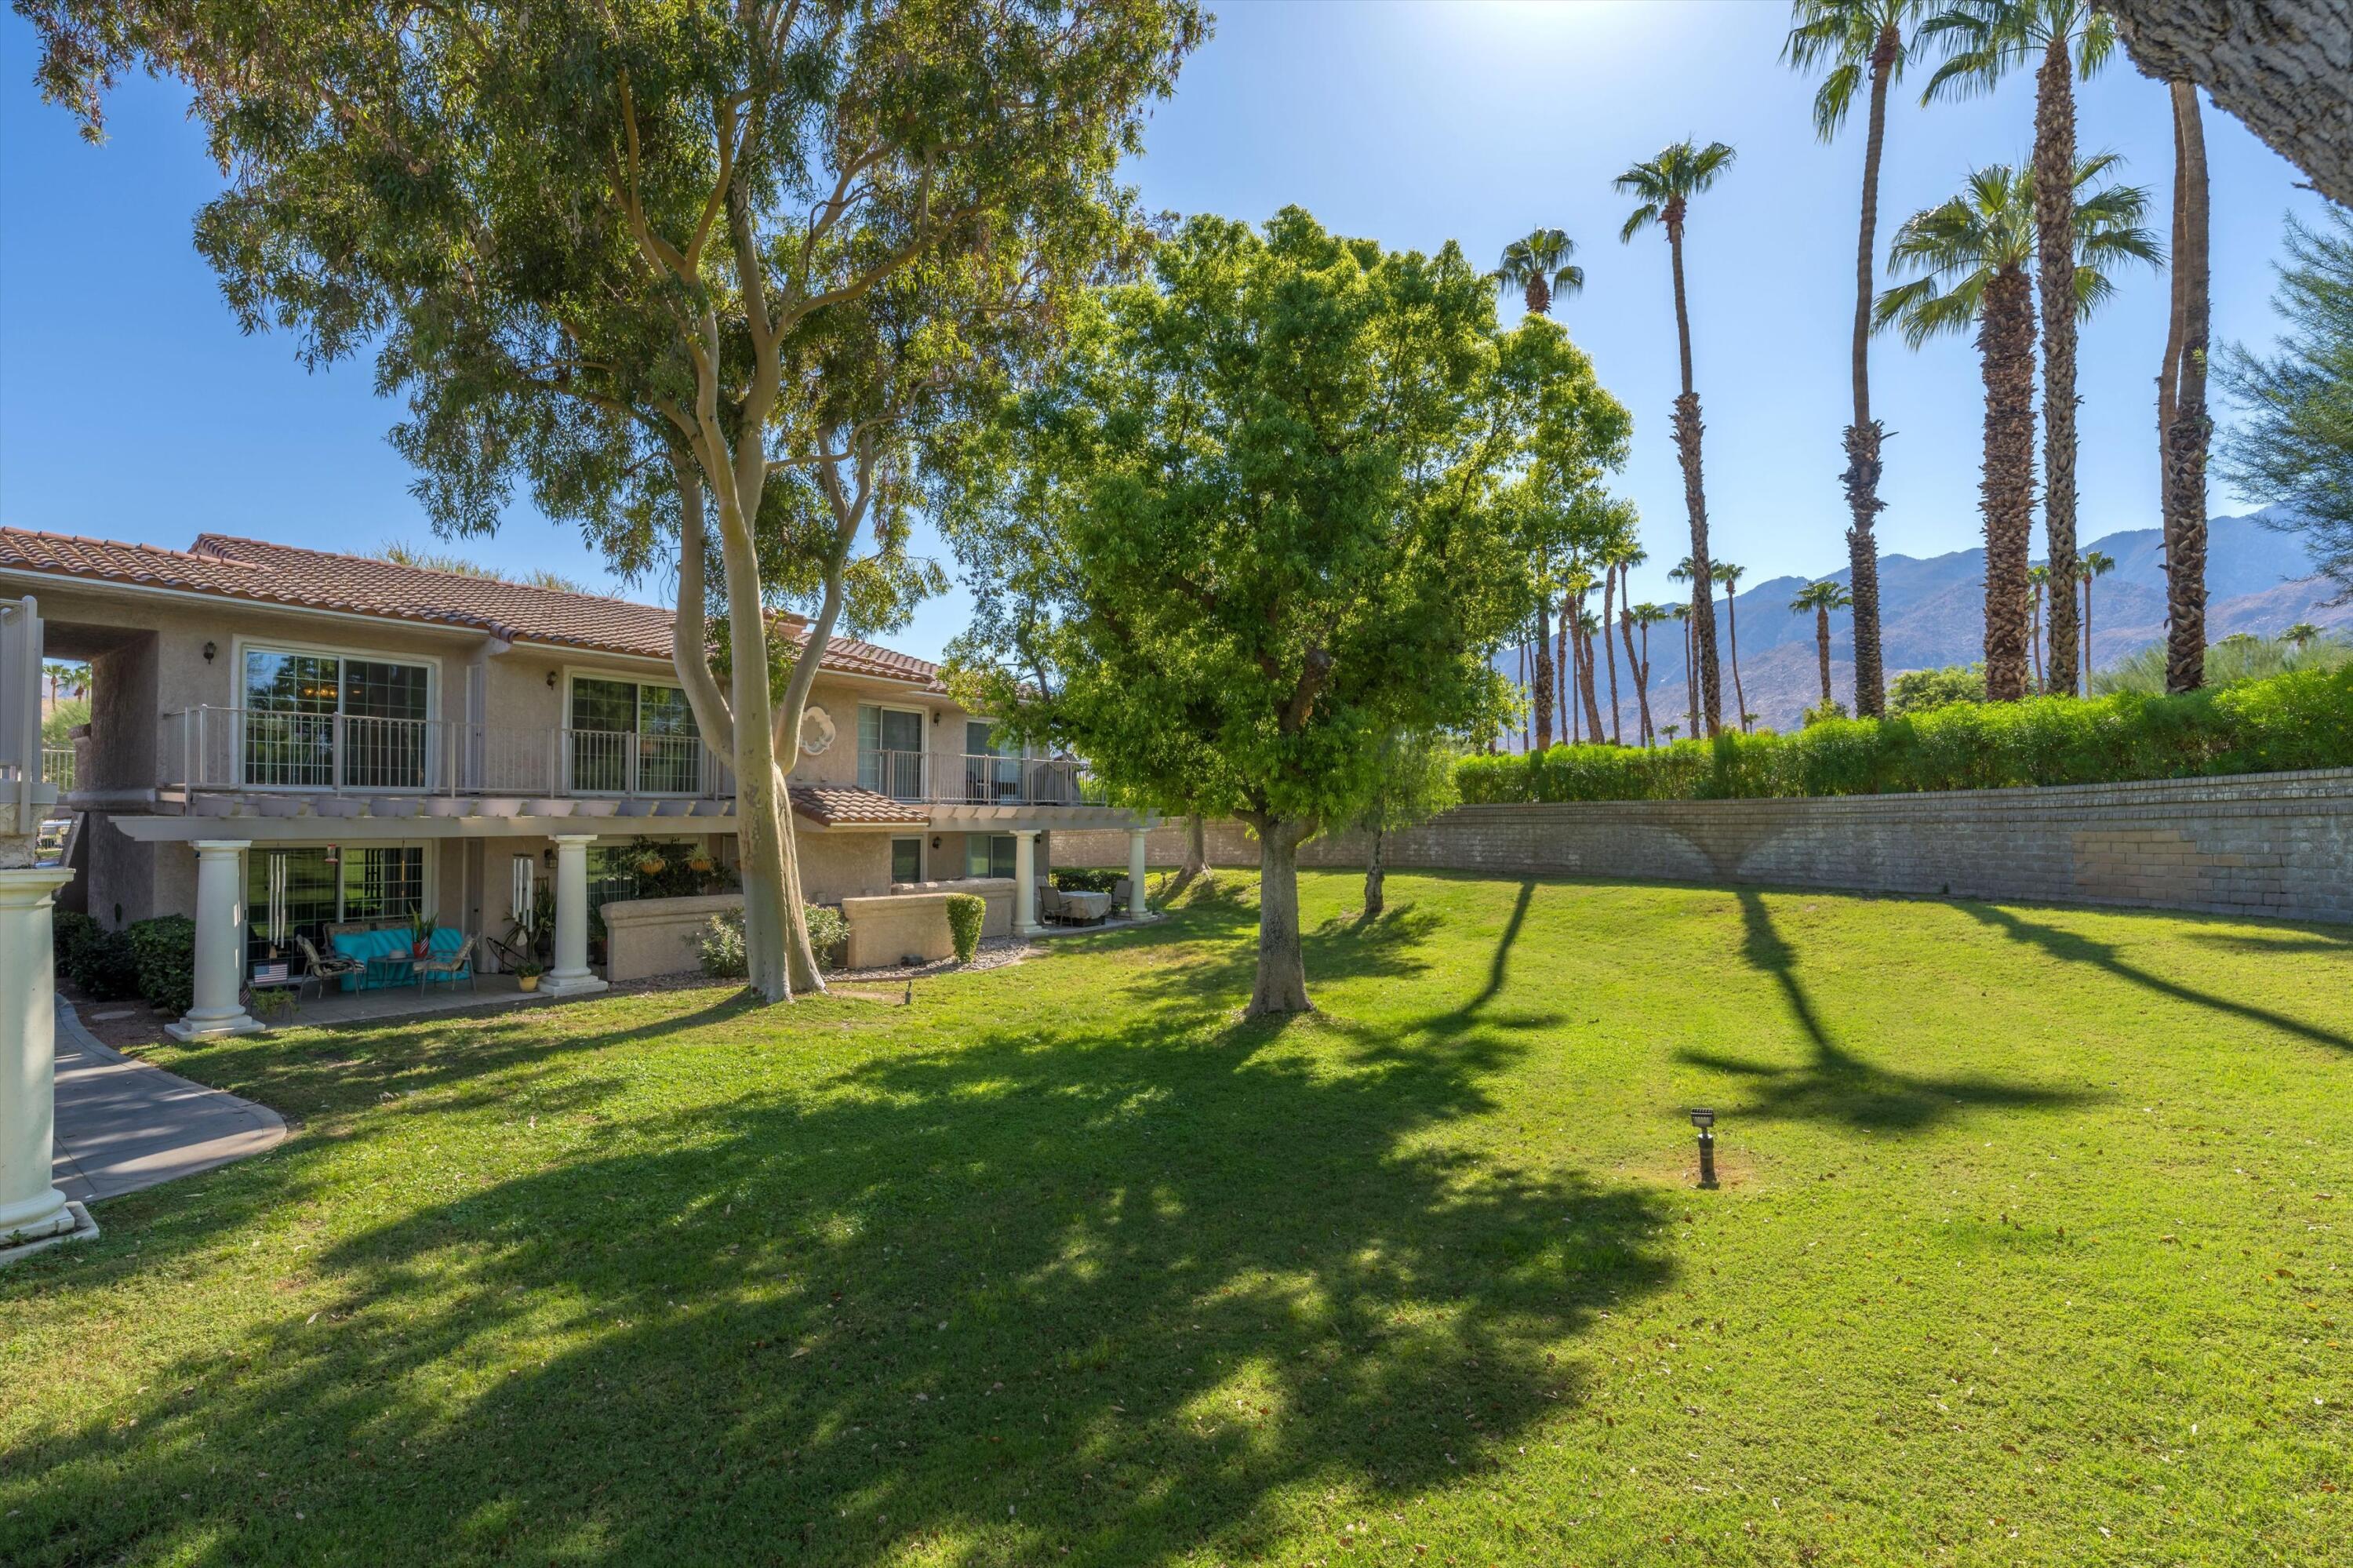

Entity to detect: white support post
[1127,827,1152,921]
[168,839,262,1041]
[543,834,608,995]
[1012,829,1040,938]
[1,868,82,1251]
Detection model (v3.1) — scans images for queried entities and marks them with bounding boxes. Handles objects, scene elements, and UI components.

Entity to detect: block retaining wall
[1053,767,2353,925]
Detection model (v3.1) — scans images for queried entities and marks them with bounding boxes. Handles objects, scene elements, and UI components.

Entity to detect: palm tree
[2284,621,2322,650]
[2027,563,2050,689]
[1667,562,1701,739]
[1602,537,1646,744]
[1637,603,1676,743]
[2079,548,2116,683]
[1713,561,1751,731]
[1877,157,2157,700]
[1784,0,1928,719]
[1575,608,1606,740]
[1790,578,1855,708]
[1495,227,1585,317]
[2158,81,2211,694]
[1924,0,2117,696]
[1662,722,1682,743]
[1618,139,1737,735]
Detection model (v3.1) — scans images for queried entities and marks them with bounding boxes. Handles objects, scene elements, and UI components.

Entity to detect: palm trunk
[2036,37,2084,695]
[1843,25,1899,719]
[1602,564,1623,744]
[1979,268,2038,702]
[1667,216,1723,737]
[1533,601,1555,752]
[1555,593,1572,744]
[1577,595,1606,744]
[1516,638,1530,752]
[2030,584,2045,689]
[2162,80,2212,695]
[1621,611,1654,744]
[1815,606,1834,707]
[2082,574,2095,688]
[1363,828,1386,918]
[1242,813,1314,1017]
[1683,617,1699,739]
[1723,585,1748,731]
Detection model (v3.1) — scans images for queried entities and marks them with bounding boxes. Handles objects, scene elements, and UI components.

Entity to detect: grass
[3,870,2348,1566]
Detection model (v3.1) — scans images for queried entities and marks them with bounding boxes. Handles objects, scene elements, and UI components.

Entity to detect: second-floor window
[857,704,927,802]
[242,647,430,789]
[569,677,701,794]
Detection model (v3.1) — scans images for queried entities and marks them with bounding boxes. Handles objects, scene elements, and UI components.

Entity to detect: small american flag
[253,962,289,983]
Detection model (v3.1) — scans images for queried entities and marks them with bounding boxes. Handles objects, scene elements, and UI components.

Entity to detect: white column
[2,868,80,1247]
[1127,827,1151,921]
[1012,829,1040,938]
[543,834,608,995]
[168,839,262,1041]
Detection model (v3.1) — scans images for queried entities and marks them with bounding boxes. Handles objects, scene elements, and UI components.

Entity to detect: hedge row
[1460,664,2353,804]
[53,910,196,1013]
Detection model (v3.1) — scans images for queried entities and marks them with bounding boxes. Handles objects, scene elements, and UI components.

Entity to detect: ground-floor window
[247,846,427,968]
[891,836,922,884]
[964,834,1017,880]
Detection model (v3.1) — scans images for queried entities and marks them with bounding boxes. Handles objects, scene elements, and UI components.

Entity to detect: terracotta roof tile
[0,527,945,690]
[787,784,929,828]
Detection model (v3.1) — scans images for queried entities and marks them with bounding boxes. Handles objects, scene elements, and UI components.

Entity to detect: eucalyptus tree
[1496,228,1586,317]
[1783,0,1926,718]
[2158,81,2213,694]
[21,0,1204,1002]
[1924,0,2117,694]
[1711,561,1751,733]
[942,211,1599,1017]
[1877,158,2157,700]
[1617,139,1737,735]
[1790,578,1855,708]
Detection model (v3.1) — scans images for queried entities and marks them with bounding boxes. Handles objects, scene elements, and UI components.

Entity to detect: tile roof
[0,527,944,689]
[787,783,929,828]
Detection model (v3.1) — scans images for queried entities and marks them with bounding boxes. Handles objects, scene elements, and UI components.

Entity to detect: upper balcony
[158,705,736,802]
[860,750,1107,809]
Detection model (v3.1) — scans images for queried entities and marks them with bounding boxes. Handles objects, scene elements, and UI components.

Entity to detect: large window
[569,677,703,795]
[962,719,1023,803]
[857,705,928,801]
[964,834,1017,880]
[242,647,430,789]
[246,846,426,968]
[891,836,923,884]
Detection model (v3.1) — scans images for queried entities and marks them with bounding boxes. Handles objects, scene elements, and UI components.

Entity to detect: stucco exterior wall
[794,828,896,907]
[1058,770,2353,926]
[841,879,1013,969]
[602,892,741,983]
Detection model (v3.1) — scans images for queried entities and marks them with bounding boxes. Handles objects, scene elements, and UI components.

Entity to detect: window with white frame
[857,704,928,801]
[242,646,431,789]
[569,676,703,794]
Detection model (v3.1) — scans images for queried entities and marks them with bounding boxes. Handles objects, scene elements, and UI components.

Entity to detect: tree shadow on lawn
[1676,891,2093,1133]
[4,950,1671,1566]
[1956,900,2353,1055]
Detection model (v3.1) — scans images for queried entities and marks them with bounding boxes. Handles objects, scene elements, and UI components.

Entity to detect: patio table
[365,954,420,989]
[1060,890,1112,923]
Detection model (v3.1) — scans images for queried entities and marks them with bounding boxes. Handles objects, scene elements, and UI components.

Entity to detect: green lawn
[4,871,2348,1566]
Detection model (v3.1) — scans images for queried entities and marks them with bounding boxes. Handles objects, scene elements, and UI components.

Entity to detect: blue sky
[0,2,2329,661]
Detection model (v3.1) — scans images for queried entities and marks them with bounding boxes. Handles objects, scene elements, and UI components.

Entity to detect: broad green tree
[1924,0,2117,694]
[942,210,1592,1016]
[2217,209,2353,608]
[2158,81,2213,693]
[1495,227,1585,317]
[1783,0,1926,718]
[1617,139,1737,736]
[1789,578,1855,708]
[1878,158,2156,700]
[23,0,1204,1002]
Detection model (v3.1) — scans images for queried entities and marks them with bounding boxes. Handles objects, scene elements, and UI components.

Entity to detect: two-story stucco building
[0,528,1150,1033]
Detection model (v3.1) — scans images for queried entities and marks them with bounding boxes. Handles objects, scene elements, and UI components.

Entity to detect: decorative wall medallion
[800,704,837,756]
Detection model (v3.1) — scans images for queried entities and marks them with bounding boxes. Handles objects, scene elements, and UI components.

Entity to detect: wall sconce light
[543,847,557,868]
[932,711,940,725]
[931,835,942,849]
[1689,1107,1718,1190]
[546,670,558,689]
[202,642,217,662]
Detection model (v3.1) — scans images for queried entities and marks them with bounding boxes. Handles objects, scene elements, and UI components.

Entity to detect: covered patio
[248,971,570,1029]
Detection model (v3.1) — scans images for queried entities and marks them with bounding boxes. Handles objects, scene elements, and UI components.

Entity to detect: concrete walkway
[52,999,287,1205]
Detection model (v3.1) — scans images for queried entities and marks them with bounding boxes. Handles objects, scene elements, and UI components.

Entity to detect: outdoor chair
[1038,884,1067,926]
[413,933,476,995]
[296,933,365,999]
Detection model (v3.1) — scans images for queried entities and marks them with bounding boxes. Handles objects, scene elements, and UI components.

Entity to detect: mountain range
[1530,508,2348,739]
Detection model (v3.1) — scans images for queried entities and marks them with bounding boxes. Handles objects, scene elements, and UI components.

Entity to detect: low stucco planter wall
[601,892,743,983]
[843,878,1014,970]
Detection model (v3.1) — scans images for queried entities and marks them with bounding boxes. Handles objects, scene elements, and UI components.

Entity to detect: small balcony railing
[158,707,735,799]
[857,750,1093,806]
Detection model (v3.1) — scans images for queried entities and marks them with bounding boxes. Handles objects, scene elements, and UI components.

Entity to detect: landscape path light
[1690,1106,1718,1189]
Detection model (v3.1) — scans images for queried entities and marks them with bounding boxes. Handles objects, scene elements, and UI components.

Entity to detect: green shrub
[126,915,197,1016]
[2093,629,2351,695]
[52,908,96,971]
[696,911,747,979]
[53,909,144,1003]
[1459,664,2353,804]
[944,893,986,963]
[1888,664,1987,715]
[1050,868,1122,893]
[803,904,849,971]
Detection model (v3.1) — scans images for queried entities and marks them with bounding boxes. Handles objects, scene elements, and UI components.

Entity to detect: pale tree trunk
[1980,270,2038,702]
[1620,609,1653,745]
[2162,79,2212,694]
[2036,38,2085,695]
[1843,24,1899,719]
[1242,813,1314,1017]
[1183,813,1208,878]
[1602,564,1622,744]
[1363,828,1386,919]
[1576,591,1606,742]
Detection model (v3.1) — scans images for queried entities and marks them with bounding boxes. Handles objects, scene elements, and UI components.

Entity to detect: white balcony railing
[858,750,1093,806]
[158,707,735,800]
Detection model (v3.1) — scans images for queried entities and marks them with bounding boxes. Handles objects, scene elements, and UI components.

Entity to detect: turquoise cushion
[428,926,464,957]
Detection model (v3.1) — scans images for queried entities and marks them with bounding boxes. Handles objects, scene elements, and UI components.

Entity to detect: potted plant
[636,850,669,878]
[514,959,544,992]
[686,852,715,875]
[409,909,434,958]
